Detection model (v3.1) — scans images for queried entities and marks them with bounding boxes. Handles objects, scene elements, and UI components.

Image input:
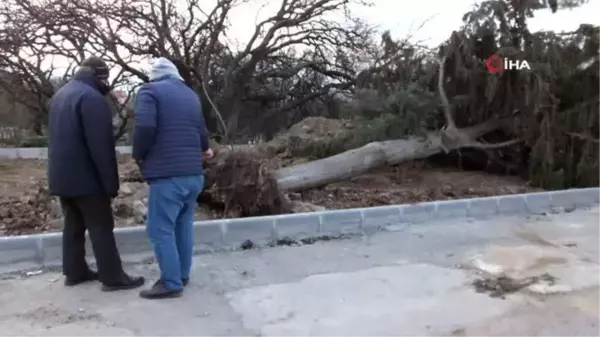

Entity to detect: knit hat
[149,57,184,82]
[80,56,109,80]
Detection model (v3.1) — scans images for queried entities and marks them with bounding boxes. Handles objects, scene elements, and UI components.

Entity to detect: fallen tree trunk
[274,118,518,191]
[275,134,443,191]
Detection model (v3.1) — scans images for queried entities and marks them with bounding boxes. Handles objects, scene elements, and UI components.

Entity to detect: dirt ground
[0,117,543,236]
[0,156,541,237]
[0,159,47,198]
[300,162,540,209]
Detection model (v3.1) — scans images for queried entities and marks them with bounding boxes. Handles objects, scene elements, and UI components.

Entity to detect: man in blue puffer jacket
[133,57,213,299]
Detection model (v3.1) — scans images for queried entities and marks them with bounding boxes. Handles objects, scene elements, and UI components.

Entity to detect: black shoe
[101,274,145,292]
[65,270,99,286]
[139,280,183,299]
[182,278,189,286]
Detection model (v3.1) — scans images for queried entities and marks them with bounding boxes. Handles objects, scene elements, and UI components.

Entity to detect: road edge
[1,187,598,274]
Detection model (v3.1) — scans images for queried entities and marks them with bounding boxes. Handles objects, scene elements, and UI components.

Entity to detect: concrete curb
[0,145,255,159]
[1,187,598,274]
[0,146,133,159]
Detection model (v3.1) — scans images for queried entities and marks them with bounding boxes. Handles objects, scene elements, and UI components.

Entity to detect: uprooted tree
[200,0,599,216]
[0,0,598,217]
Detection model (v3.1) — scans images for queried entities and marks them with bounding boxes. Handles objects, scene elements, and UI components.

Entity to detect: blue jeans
[146,174,204,290]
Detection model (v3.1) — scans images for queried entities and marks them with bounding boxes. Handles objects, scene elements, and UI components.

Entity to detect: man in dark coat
[47,56,144,291]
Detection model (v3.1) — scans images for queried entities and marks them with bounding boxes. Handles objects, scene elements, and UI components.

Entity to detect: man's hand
[203,148,214,161]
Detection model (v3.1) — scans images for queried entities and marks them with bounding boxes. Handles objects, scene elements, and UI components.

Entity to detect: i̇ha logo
[485,54,530,73]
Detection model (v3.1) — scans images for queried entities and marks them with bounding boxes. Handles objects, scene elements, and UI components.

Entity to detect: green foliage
[345,31,441,149]
[449,0,599,189]
[292,81,442,160]
[354,84,440,142]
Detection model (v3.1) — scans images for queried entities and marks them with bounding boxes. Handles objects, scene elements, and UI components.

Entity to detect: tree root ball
[200,151,292,217]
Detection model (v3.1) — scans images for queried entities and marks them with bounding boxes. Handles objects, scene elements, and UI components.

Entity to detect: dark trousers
[59,195,124,284]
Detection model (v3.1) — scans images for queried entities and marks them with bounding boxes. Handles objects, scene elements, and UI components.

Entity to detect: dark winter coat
[47,70,119,197]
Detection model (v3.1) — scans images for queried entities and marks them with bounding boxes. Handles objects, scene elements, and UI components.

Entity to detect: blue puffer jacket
[132,58,209,181]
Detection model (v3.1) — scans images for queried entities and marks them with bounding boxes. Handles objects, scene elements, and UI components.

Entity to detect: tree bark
[275,133,443,191]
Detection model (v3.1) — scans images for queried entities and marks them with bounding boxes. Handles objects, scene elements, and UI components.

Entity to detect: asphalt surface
[0,206,598,336]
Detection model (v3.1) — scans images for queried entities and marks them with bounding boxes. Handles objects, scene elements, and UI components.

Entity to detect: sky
[355,0,598,45]
[153,0,599,72]
[41,0,600,80]
[224,0,599,48]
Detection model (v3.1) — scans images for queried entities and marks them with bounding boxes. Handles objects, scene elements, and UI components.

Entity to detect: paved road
[0,207,598,336]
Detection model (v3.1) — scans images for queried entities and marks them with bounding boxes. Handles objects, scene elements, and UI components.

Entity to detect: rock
[291,201,327,213]
[133,200,147,223]
[48,217,63,229]
[133,200,146,213]
[279,149,292,159]
[288,192,302,201]
[131,183,148,200]
[48,199,62,219]
[120,162,144,183]
[310,204,327,212]
[114,202,133,218]
[120,183,133,196]
[193,209,213,221]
